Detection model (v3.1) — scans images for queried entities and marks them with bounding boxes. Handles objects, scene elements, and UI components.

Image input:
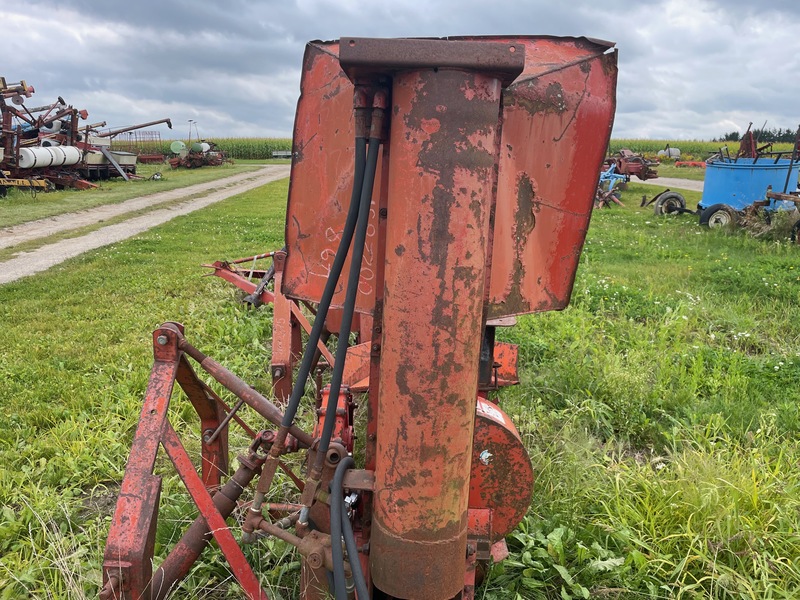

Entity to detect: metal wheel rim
[708,211,731,227]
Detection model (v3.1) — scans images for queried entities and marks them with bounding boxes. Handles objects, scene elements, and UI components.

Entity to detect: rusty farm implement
[101,35,618,599]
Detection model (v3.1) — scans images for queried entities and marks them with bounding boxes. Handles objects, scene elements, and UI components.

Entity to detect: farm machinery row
[100,36,618,599]
[0,77,172,193]
[642,125,800,238]
[594,122,800,240]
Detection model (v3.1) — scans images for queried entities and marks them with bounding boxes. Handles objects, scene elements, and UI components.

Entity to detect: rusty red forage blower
[101,36,617,600]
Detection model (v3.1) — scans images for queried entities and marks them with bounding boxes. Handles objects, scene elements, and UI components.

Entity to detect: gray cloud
[4,0,800,141]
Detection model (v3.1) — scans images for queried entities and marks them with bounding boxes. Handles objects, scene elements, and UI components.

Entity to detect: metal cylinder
[370,69,503,599]
[40,119,62,133]
[17,145,81,169]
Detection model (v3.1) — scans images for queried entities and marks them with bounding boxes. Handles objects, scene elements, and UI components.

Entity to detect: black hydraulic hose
[326,135,378,599]
[316,134,381,463]
[280,136,367,428]
[337,457,370,600]
[330,457,348,600]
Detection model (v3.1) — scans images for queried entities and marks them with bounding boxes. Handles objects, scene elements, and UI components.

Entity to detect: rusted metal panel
[283,37,617,321]
[283,41,382,316]
[492,341,519,387]
[341,339,371,387]
[488,37,618,318]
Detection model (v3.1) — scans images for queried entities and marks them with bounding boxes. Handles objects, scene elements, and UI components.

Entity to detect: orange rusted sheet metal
[283,37,617,320]
[283,40,382,316]
[485,36,617,318]
[492,341,520,387]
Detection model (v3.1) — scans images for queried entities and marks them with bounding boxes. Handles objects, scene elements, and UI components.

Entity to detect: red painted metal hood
[283,36,617,318]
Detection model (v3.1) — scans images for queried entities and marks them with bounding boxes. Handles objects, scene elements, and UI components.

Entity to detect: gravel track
[636,177,704,192]
[0,165,290,285]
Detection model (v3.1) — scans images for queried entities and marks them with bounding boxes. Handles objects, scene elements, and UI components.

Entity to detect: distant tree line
[715,127,799,143]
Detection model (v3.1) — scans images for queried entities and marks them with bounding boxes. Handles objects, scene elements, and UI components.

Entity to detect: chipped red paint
[369,57,514,600]
[341,340,372,387]
[283,41,383,316]
[491,341,520,388]
[102,325,181,600]
[488,37,618,317]
[102,325,271,599]
[269,251,299,403]
[283,37,617,322]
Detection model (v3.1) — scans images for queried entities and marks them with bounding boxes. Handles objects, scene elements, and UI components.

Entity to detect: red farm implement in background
[604,148,659,182]
[101,35,617,600]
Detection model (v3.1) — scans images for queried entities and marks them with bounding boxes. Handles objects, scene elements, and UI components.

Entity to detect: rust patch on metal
[372,65,504,600]
[504,80,568,115]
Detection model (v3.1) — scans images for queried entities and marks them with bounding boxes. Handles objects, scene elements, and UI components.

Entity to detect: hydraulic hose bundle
[244,89,386,599]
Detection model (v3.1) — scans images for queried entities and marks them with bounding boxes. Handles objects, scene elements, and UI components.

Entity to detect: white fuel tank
[18,145,82,169]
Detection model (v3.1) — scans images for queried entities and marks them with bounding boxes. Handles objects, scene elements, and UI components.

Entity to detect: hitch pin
[204,397,246,444]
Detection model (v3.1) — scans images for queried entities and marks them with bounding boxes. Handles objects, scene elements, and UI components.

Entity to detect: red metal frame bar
[205,258,336,368]
[161,422,267,599]
[102,324,182,599]
[101,323,290,599]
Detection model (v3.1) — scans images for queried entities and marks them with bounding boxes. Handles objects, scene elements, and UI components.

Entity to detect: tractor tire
[699,204,738,228]
[792,219,800,245]
[654,192,686,215]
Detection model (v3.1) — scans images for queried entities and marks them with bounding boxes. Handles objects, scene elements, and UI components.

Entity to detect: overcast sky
[4,0,800,142]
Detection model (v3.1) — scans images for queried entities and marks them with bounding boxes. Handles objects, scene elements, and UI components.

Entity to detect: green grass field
[652,164,706,181]
[1,173,799,598]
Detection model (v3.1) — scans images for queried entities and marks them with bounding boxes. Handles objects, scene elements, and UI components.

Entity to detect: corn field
[609,138,796,160]
[112,137,292,160]
[114,137,795,163]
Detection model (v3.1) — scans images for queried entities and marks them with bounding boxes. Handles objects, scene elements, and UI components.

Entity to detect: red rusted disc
[469,398,535,540]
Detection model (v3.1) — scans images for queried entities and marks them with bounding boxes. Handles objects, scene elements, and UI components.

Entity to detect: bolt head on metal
[306,551,323,569]
[479,450,493,465]
[156,334,168,346]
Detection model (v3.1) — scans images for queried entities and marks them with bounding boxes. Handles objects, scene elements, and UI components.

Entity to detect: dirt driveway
[0,165,290,285]
[637,176,704,192]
